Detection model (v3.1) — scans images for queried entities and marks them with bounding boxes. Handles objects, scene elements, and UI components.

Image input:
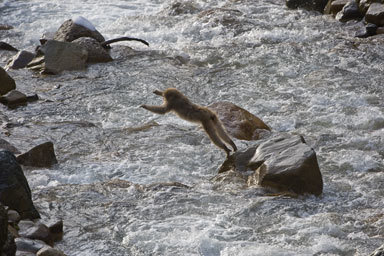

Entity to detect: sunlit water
[1,0,383,255]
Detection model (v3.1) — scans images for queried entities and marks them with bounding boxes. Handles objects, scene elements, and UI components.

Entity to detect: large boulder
[335,1,363,21]
[286,0,329,13]
[0,67,16,96]
[0,150,40,219]
[5,50,35,70]
[53,17,105,43]
[27,40,88,74]
[16,142,58,168]
[72,37,112,63]
[218,133,323,196]
[208,101,271,141]
[365,3,384,26]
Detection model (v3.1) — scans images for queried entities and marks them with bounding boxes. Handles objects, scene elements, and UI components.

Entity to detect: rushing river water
[1,0,384,255]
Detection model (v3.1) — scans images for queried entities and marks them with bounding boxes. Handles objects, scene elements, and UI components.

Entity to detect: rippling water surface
[1,0,383,255]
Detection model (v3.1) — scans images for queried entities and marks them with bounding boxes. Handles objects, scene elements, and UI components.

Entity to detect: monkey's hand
[153,90,164,96]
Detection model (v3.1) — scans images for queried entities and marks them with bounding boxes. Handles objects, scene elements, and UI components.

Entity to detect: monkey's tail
[101,37,149,48]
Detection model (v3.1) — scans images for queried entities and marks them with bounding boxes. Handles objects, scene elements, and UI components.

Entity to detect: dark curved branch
[101,37,149,48]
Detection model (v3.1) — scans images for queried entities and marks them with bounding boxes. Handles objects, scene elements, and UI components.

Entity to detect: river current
[1,0,383,255]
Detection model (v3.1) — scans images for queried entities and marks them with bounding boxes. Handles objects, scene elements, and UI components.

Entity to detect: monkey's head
[163,88,184,103]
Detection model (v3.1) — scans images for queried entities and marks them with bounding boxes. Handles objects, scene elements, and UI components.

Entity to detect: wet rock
[208,101,271,141]
[16,142,58,168]
[365,3,384,26]
[355,23,377,37]
[19,222,53,246]
[47,220,63,242]
[218,133,323,196]
[286,0,329,13]
[15,237,46,254]
[0,25,14,31]
[7,209,21,224]
[0,150,41,220]
[335,1,363,22]
[27,40,88,74]
[0,139,20,154]
[36,247,67,256]
[3,232,16,256]
[326,0,350,15]
[247,133,323,196]
[0,67,16,96]
[53,17,105,43]
[5,51,35,70]
[369,243,384,256]
[0,42,18,51]
[72,37,112,63]
[0,90,27,108]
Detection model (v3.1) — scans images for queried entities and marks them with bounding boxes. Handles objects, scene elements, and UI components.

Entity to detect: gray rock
[27,40,88,74]
[335,1,363,22]
[16,142,58,168]
[19,222,53,246]
[365,3,384,26]
[0,67,16,96]
[15,237,46,254]
[53,18,105,43]
[326,0,350,15]
[5,51,35,70]
[0,150,41,219]
[208,101,271,141]
[72,37,112,63]
[36,247,67,256]
[247,133,323,196]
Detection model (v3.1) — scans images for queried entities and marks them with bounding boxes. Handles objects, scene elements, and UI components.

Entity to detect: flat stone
[0,90,27,107]
[16,142,58,168]
[5,50,35,69]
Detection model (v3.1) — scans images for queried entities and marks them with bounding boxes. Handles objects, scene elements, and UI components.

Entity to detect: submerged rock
[27,40,88,74]
[208,101,271,141]
[0,67,16,96]
[72,37,112,63]
[16,142,58,168]
[286,0,329,13]
[0,150,41,219]
[5,50,35,70]
[218,133,323,196]
[53,18,105,43]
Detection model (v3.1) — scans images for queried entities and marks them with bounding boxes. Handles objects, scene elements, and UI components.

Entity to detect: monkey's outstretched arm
[141,104,170,115]
[202,120,231,156]
[153,90,164,96]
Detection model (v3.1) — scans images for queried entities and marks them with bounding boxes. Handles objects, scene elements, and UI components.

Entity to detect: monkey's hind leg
[212,116,237,152]
[202,120,231,156]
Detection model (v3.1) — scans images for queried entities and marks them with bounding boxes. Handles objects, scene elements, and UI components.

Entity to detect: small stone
[0,90,28,108]
[335,1,363,22]
[7,209,21,223]
[37,247,67,256]
[5,50,35,70]
[355,23,377,38]
[48,220,64,242]
[19,222,53,246]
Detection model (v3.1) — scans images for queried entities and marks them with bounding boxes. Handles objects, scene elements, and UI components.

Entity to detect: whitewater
[1,0,383,255]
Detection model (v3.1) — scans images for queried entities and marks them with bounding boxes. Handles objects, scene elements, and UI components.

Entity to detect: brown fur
[141,88,237,156]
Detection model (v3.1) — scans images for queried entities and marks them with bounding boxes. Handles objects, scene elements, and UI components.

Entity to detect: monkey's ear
[153,90,163,96]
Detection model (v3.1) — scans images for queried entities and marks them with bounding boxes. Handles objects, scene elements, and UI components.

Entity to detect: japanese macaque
[141,88,237,156]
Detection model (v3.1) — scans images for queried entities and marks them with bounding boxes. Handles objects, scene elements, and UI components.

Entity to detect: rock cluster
[218,133,323,196]
[286,0,384,38]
